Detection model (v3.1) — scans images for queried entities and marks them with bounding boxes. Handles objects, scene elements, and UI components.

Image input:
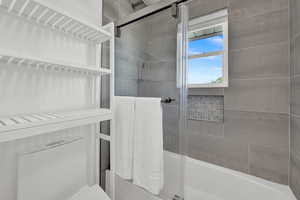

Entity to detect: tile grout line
[291,113,300,119]
[247,143,250,174]
[229,41,289,53]
[229,76,290,81]
[224,108,289,116]
[288,17,291,189]
[227,3,289,23]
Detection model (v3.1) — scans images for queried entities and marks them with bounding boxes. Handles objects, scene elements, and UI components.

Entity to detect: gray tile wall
[192,0,289,185]
[137,0,290,185]
[135,8,181,153]
[107,0,290,186]
[103,0,148,97]
[290,0,300,198]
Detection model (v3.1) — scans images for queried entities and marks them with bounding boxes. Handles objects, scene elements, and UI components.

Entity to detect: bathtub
[115,151,297,200]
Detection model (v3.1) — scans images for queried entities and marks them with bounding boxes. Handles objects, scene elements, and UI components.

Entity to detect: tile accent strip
[188,95,224,122]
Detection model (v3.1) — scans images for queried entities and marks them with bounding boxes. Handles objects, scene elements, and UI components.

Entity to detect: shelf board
[0,50,112,75]
[0,0,112,43]
[0,108,112,143]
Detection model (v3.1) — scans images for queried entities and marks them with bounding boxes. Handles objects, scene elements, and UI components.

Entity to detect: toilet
[69,185,110,200]
[17,138,110,200]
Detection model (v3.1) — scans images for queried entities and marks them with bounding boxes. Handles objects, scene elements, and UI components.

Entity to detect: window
[178,9,228,88]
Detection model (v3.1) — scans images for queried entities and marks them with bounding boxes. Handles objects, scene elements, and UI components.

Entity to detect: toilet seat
[69,185,111,200]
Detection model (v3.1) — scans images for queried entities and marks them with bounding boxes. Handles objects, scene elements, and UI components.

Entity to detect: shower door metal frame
[177,3,189,200]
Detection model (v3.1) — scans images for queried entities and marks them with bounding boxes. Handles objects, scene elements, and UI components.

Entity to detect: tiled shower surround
[104,0,291,189]
[290,0,300,198]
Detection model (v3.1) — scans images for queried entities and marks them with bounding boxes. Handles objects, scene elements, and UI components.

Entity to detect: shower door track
[116,0,188,29]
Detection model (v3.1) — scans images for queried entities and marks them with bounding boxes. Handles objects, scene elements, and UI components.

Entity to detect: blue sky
[188,35,224,84]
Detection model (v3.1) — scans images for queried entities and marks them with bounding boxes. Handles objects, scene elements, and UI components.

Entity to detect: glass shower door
[110,1,190,199]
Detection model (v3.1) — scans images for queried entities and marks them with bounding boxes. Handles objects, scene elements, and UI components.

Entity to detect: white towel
[133,97,164,195]
[115,96,136,179]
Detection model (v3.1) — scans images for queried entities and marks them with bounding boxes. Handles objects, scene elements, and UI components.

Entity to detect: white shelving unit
[0,1,115,144]
[0,50,111,75]
[0,0,115,198]
[0,30,115,143]
[0,0,112,42]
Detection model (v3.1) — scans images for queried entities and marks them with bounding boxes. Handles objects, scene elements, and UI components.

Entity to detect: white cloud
[209,37,223,45]
[189,48,203,55]
[211,65,222,71]
[202,56,217,60]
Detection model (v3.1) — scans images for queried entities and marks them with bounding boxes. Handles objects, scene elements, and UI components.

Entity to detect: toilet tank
[17,139,87,200]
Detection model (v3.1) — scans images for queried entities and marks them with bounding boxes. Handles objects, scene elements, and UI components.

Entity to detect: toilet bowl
[69,185,110,200]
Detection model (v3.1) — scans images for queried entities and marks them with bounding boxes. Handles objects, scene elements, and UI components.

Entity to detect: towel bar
[161,97,175,104]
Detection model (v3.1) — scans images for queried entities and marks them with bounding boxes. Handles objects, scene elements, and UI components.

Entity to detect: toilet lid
[68,185,110,200]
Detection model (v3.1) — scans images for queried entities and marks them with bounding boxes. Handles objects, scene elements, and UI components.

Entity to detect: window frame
[182,9,229,88]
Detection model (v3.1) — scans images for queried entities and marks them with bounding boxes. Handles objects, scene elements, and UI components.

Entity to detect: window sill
[188,83,228,88]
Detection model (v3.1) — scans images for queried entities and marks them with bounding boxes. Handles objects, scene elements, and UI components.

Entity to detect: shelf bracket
[27,5,40,20]
[44,12,57,25]
[19,0,30,16]
[37,8,49,22]
[8,0,17,12]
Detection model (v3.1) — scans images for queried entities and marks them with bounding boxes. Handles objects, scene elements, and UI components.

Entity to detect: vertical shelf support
[109,23,115,200]
[95,22,115,199]
[92,21,115,198]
